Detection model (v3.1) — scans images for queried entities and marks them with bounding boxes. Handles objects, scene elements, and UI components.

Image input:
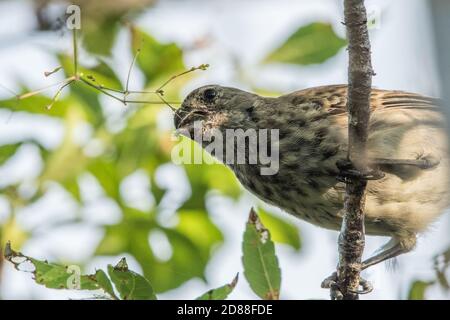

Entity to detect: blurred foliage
[434,246,450,291]
[34,0,155,55]
[407,246,450,300]
[131,26,186,87]
[407,280,435,300]
[0,2,360,299]
[0,144,21,165]
[264,22,346,65]
[0,24,241,293]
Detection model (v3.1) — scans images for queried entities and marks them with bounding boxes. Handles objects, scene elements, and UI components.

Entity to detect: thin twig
[46,79,75,110]
[99,86,158,95]
[5,27,205,114]
[125,48,140,95]
[44,66,62,77]
[80,77,127,104]
[17,76,77,100]
[156,94,177,112]
[80,77,179,105]
[156,64,209,94]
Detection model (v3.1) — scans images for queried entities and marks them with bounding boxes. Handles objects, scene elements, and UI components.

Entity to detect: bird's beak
[174,104,208,138]
[174,107,183,130]
[174,108,191,138]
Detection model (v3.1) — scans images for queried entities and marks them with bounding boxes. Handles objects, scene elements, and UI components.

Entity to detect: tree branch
[337,0,373,300]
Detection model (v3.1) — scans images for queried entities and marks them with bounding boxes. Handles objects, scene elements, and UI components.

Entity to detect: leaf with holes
[4,242,116,298]
[107,258,157,300]
[196,274,239,300]
[258,207,301,251]
[242,208,281,300]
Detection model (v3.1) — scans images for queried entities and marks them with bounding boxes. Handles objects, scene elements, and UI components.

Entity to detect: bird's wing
[284,84,441,115]
[283,85,446,179]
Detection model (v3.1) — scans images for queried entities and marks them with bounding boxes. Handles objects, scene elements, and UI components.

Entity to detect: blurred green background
[0,0,448,299]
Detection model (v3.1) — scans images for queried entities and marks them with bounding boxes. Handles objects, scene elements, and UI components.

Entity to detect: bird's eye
[203,88,217,101]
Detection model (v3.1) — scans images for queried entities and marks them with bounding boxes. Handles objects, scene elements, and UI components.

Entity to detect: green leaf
[38,105,89,187]
[264,22,346,65]
[0,143,21,166]
[408,280,435,300]
[58,53,123,92]
[175,210,224,261]
[107,258,157,300]
[258,208,301,251]
[82,15,121,56]
[88,158,122,200]
[94,269,119,300]
[4,242,115,298]
[196,274,239,300]
[130,26,185,86]
[242,208,281,300]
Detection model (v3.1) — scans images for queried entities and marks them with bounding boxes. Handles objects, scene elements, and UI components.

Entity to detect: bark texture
[338,0,373,300]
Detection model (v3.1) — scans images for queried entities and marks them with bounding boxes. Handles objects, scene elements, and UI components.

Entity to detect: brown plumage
[175,84,450,270]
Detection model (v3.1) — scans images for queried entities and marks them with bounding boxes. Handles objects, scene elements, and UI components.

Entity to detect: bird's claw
[349,277,373,295]
[321,272,343,300]
[321,271,373,300]
[336,159,385,182]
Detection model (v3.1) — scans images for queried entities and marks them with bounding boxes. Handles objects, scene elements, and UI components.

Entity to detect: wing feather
[283,85,442,115]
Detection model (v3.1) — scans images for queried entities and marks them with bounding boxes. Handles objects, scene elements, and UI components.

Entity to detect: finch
[174,84,450,269]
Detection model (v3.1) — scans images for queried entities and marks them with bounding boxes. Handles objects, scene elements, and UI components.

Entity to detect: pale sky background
[0,0,449,300]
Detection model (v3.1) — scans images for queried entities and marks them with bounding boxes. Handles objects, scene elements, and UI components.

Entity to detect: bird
[174,84,450,274]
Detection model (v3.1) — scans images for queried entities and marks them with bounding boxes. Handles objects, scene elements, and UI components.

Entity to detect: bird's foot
[336,159,385,183]
[321,271,373,300]
[321,272,343,300]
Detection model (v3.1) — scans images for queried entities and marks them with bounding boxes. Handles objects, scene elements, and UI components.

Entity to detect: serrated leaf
[242,208,281,300]
[107,258,157,300]
[258,208,301,251]
[4,243,115,298]
[264,22,346,65]
[196,274,239,300]
[94,269,119,300]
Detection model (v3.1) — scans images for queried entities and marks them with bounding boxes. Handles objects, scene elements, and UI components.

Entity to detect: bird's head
[174,85,262,137]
